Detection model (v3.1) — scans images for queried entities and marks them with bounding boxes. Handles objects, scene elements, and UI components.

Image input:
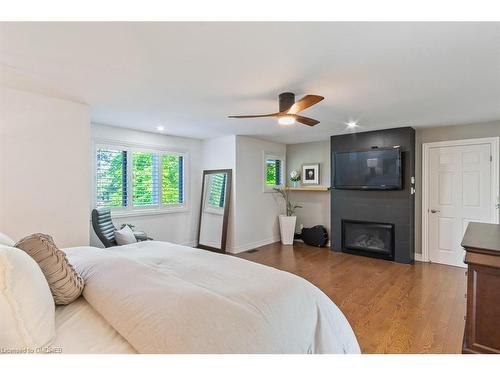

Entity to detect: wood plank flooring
[237,242,466,354]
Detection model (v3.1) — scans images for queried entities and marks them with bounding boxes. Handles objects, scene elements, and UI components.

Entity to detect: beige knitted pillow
[15,233,84,305]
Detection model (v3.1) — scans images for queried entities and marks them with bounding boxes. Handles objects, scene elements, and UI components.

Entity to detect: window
[96,148,127,208]
[263,153,284,192]
[95,144,186,213]
[266,158,282,186]
[132,152,159,206]
[162,154,184,205]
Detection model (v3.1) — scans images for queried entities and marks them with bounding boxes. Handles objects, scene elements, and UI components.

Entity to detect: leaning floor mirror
[197,169,232,253]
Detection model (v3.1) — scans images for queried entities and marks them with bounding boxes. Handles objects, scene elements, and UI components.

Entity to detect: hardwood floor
[237,241,467,354]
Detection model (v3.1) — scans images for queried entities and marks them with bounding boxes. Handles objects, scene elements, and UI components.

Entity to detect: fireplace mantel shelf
[286,186,331,192]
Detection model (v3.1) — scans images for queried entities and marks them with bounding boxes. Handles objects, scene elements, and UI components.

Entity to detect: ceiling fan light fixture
[278,116,296,125]
[228,92,323,127]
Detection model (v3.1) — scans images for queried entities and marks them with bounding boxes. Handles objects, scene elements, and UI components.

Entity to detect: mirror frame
[197,169,232,253]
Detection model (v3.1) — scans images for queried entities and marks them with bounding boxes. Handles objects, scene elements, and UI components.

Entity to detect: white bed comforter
[65,241,360,354]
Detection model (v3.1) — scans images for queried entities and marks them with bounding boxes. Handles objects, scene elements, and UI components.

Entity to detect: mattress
[52,297,136,354]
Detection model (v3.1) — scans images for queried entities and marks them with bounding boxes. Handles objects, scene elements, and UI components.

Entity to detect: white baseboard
[415,253,425,262]
[227,236,281,254]
[181,240,197,247]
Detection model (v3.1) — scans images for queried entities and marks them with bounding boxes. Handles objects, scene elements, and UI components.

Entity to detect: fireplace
[341,219,395,260]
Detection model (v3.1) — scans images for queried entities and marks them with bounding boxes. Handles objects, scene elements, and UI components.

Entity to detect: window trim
[263,151,285,193]
[92,138,189,217]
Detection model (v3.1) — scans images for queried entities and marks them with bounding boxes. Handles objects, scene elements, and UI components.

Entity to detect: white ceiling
[1,22,499,144]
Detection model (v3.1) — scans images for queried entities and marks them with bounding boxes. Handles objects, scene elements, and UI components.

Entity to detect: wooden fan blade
[293,115,320,126]
[228,113,280,119]
[287,95,324,114]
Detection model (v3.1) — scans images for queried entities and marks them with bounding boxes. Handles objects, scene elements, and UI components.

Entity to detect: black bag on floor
[299,225,328,247]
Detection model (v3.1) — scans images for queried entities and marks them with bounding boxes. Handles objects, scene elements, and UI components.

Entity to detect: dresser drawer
[463,264,500,354]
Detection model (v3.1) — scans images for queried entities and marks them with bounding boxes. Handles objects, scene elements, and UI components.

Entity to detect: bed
[53,297,136,354]
[59,240,360,354]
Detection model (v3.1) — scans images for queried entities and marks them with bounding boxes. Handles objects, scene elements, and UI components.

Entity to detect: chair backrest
[91,208,117,248]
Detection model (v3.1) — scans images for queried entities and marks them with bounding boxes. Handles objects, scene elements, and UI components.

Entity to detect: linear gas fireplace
[341,219,395,261]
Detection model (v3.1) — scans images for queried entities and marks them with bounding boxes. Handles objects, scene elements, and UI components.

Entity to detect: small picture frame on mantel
[302,164,320,185]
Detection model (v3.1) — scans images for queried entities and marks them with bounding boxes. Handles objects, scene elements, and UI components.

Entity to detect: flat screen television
[333,147,402,190]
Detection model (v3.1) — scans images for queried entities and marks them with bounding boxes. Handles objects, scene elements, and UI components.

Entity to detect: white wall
[201,135,287,253]
[201,136,237,250]
[286,140,331,237]
[233,136,286,253]
[90,123,202,247]
[201,136,236,170]
[0,87,90,247]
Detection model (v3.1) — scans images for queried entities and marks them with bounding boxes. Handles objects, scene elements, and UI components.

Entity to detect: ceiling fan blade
[293,115,320,126]
[228,113,280,119]
[287,95,324,114]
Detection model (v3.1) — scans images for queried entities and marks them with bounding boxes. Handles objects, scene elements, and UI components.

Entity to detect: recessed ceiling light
[156,125,165,132]
[278,116,296,126]
[346,121,358,128]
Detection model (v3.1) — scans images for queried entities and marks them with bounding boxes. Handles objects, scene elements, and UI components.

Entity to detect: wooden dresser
[461,222,500,354]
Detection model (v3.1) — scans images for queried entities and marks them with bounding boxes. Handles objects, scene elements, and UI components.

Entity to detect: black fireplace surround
[331,127,415,264]
[342,220,395,261]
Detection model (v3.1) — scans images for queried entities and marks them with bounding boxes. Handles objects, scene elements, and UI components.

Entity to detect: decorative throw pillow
[114,225,138,246]
[0,232,15,247]
[0,245,55,349]
[15,233,84,305]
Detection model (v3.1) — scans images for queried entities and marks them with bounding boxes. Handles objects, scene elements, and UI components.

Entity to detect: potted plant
[273,187,302,245]
[290,170,301,187]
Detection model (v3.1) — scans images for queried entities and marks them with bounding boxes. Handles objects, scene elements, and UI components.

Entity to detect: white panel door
[428,143,493,267]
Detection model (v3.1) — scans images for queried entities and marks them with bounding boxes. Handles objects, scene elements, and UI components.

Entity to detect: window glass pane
[207,173,226,208]
[96,148,127,207]
[266,159,281,186]
[162,154,184,205]
[133,152,159,206]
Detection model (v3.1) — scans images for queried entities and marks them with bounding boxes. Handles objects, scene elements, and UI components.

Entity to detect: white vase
[279,215,297,245]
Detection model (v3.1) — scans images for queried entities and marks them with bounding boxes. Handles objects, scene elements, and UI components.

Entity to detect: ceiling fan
[228,92,324,126]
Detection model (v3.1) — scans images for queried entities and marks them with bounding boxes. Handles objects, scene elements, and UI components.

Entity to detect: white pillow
[0,232,15,247]
[0,245,55,350]
[114,225,137,246]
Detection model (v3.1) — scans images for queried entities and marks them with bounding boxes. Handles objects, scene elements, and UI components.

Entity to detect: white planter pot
[279,215,297,245]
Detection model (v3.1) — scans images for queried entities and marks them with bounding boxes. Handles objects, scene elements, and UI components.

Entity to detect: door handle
[430,209,440,213]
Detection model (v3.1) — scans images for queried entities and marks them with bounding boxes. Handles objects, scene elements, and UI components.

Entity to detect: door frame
[421,137,499,262]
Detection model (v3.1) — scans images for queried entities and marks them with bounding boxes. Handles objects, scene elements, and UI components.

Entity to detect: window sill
[110,206,189,219]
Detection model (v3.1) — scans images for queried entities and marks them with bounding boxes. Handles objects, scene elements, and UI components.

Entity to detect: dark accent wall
[330,127,415,263]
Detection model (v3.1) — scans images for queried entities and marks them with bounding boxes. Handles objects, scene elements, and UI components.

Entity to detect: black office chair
[91,207,151,248]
